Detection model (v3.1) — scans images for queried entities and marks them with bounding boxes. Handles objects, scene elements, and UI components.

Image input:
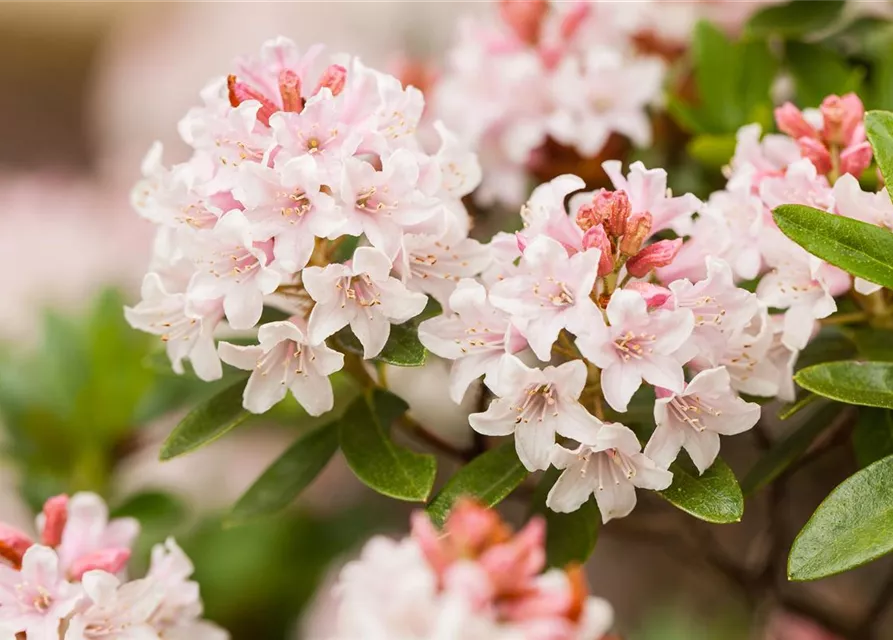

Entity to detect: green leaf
[773,205,893,290]
[778,393,820,420]
[686,134,738,169]
[786,42,863,107]
[739,40,778,121]
[789,453,893,580]
[743,401,841,495]
[795,361,893,409]
[427,441,528,526]
[747,1,845,38]
[853,408,893,468]
[847,327,893,362]
[866,110,893,201]
[160,377,250,460]
[658,456,744,524]
[231,422,339,522]
[111,491,186,530]
[339,389,436,502]
[334,322,427,367]
[693,21,743,131]
[530,468,600,568]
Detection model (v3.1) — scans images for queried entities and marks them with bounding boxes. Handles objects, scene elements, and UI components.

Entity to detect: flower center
[613,331,655,361]
[278,189,312,220]
[668,395,721,433]
[533,277,575,308]
[511,383,558,424]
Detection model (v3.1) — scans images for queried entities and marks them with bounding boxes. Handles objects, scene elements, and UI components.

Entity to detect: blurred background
[2,2,893,639]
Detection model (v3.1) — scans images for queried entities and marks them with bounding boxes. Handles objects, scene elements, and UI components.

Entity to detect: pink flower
[518,175,587,254]
[574,289,693,413]
[728,124,800,189]
[758,159,834,213]
[0,545,82,639]
[645,367,761,474]
[548,423,673,522]
[218,318,344,415]
[418,280,528,404]
[469,356,602,471]
[489,236,600,361]
[698,176,767,280]
[64,571,162,640]
[303,247,428,358]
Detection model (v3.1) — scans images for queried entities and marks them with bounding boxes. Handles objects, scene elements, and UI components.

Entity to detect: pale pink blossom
[219,318,344,415]
[548,423,673,522]
[469,356,601,471]
[699,175,767,280]
[418,280,528,404]
[645,367,760,473]
[517,175,587,254]
[64,571,162,640]
[303,247,428,357]
[728,124,800,189]
[656,208,732,284]
[489,236,600,361]
[758,158,834,213]
[574,290,694,413]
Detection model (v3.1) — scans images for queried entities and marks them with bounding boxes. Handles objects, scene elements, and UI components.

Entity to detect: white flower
[645,367,761,474]
[469,356,601,471]
[303,247,428,358]
[548,423,673,522]
[218,318,344,415]
[64,571,162,640]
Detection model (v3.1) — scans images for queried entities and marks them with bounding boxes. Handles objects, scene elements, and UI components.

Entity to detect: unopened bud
[839,141,873,177]
[560,1,591,41]
[499,0,549,45]
[625,281,673,308]
[619,212,652,256]
[227,75,278,126]
[278,69,304,113]
[0,524,34,569]
[626,238,682,277]
[582,224,614,276]
[821,93,864,146]
[315,64,347,97]
[69,548,131,582]
[774,102,817,140]
[41,494,68,547]
[575,203,600,232]
[593,189,631,237]
[797,137,832,175]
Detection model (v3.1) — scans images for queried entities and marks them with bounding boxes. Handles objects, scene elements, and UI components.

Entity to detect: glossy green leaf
[795,361,893,409]
[693,21,743,131]
[231,422,340,522]
[853,408,893,468]
[339,389,436,502]
[789,453,893,580]
[427,441,528,526]
[687,134,737,169]
[746,1,845,38]
[786,42,863,107]
[658,456,743,523]
[743,401,841,495]
[335,322,427,367]
[773,205,893,290]
[866,110,893,201]
[160,377,250,460]
[530,468,600,568]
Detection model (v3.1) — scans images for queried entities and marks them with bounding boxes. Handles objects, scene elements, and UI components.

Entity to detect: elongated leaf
[747,1,844,38]
[853,408,893,468]
[774,205,893,290]
[335,322,427,367]
[778,393,819,420]
[743,402,841,495]
[795,361,893,409]
[339,389,436,502]
[658,456,743,524]
[427,441,528,526]
[530,468,600,568]
[847,327,893,362]
[160,377,250,460]
[111,491,186,530]
[687,134,737,169]
[789,453,893,580]
[866,110,893,201]
[693,21,742,131]
[231,422,339,522]
[786,42,863,107]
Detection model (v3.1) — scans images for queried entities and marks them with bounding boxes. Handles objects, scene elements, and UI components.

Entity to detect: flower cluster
[0,493,222,640]
[432,0,665,207]
[421,165,766,522]
[332,499,614,639]
[126,38,487,416]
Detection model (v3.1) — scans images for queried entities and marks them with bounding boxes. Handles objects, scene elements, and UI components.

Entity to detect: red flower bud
[797,137,832,175]
[582,224,614,276]
[775,102,817,140]
[69,548,132,582]
[227,75,278,126]
[0,524,34,570]
[821,93,864,146]
[619,212,652,256]
[626,238,682,278]
[278,69,304,113]
[593,189,631,237]
[499,0,549,45]
[41,494,69,547]
[839,141,873,178]
[315,64,347,97]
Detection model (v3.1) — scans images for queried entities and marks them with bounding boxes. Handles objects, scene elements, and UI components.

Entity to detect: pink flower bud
[41,494,68,547]
[775,102,817,140]
[625,238,682,277]
[410,511,449,577]
[69,548,131,582]
[593,189,632,237]
[582,224,614,276]
[278,69,304,113]
[821,93,865,146]
[315,64,347,97]
[227,75,277,126]
[0,524,34,569]
[797,137,832,175]
[625,281,673,308]
[560,1,590,41]
[840,141,873,177]
[444,499,510,556]
[619,212,652,256]
[479,517,545,593]
[575,203,600,232]
[499,0,549,45]
[515,231,528,254]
